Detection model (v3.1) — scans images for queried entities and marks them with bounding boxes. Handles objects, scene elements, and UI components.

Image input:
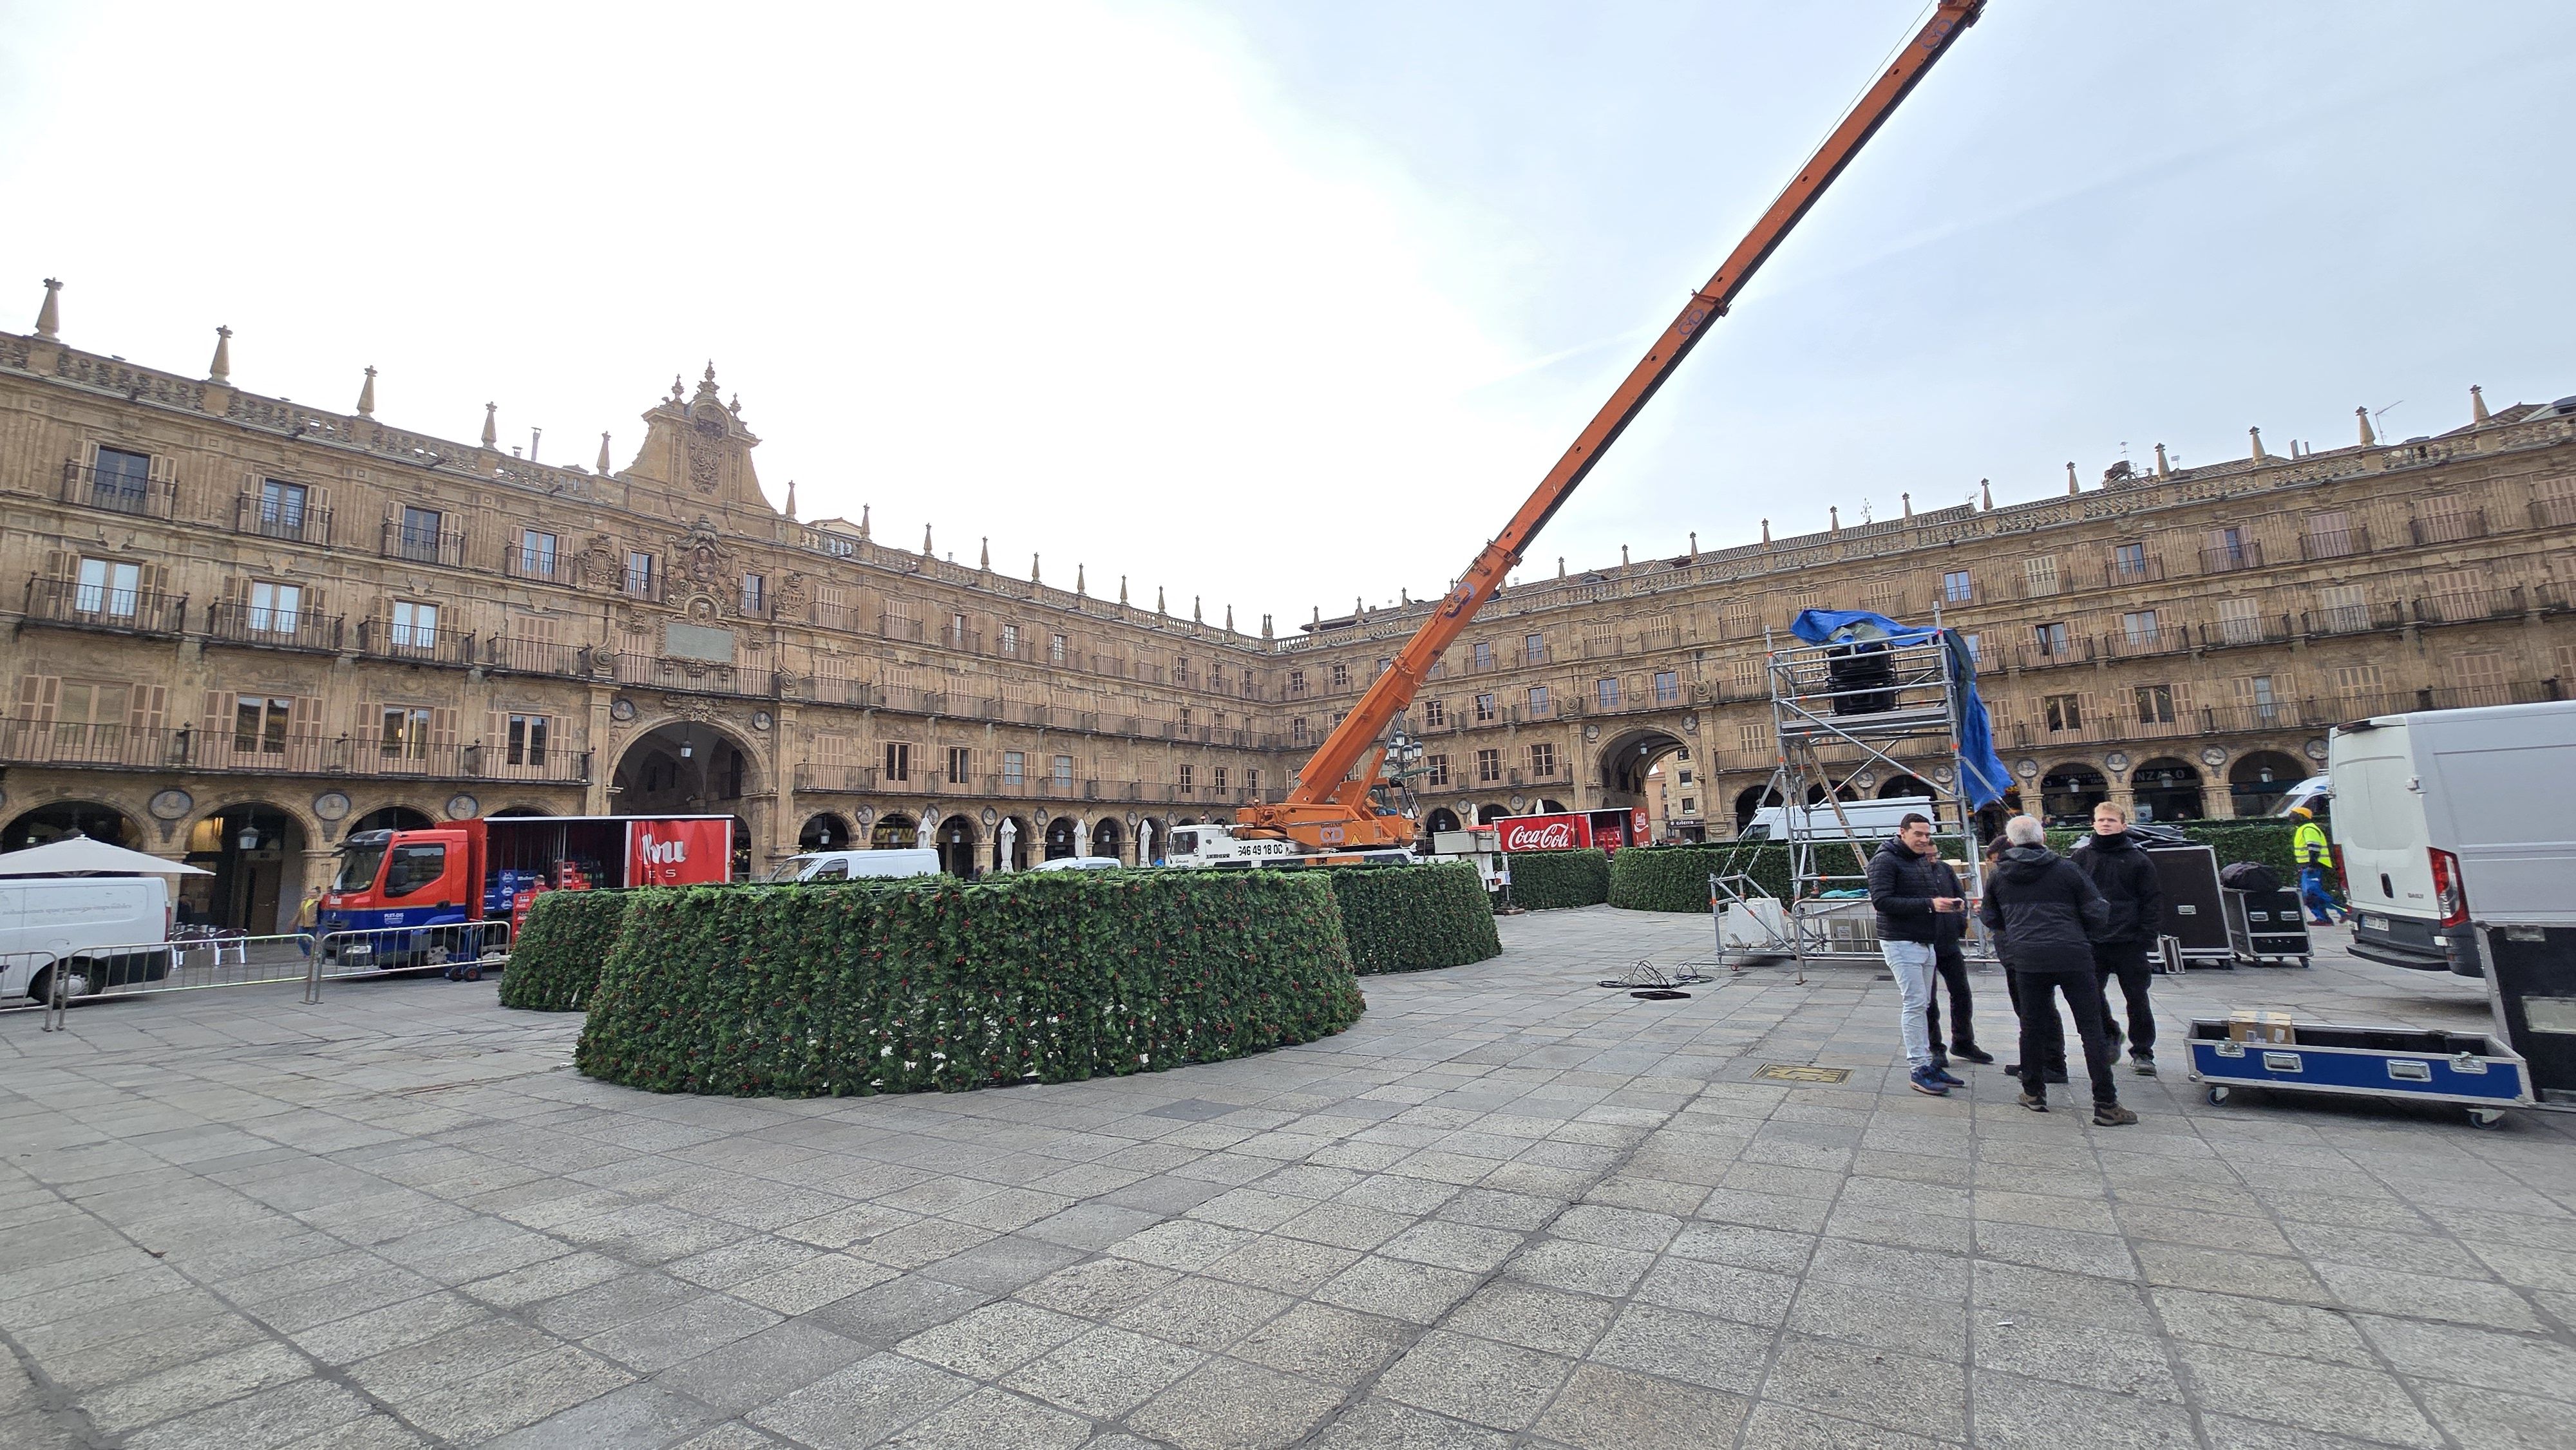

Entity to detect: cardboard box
[2227,1009,2296,1045]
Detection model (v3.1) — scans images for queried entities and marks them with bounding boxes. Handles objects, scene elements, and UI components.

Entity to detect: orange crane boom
[1240,0,1985,852]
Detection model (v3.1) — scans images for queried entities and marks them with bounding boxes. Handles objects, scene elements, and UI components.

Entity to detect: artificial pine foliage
[574,870,1365,1097]
[497,889,643,1012]
[1321,863,1502,974]
[1502,848,1611,909]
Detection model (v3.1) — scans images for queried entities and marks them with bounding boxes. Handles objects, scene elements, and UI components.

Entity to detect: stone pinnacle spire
[1979,479,1993,511]
[1193,596,1202,623]
[1900,494,1911,519]
[2065,461,2079,495]
[1119,575,1129,605]
[598,432,612,474]
[208,326,232,384]
[2154,444,2170,477]
[2248,426,2266,460]
[2356,406,2376,446]
[783,480,797,520]
[1761,518,1772,543]
[33,278,61,340]
[481,403,498,449]
[979,537,990,570]
[1224,603,1234,631]
[1075,563,1086,596]
[356,366,376,417]
[858,504,870,540]
[1030,553,1041,584]
[2471,384,2490,424]
[922,523,933,556]
[1157,586,1167,614]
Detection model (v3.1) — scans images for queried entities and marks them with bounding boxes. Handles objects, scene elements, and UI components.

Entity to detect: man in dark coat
[1979,814,2137,1124]
[2072,801,2165,1074]
[1867,813,1969,1097]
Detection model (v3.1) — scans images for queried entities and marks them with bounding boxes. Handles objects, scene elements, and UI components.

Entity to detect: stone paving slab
[3,907,2573,1449]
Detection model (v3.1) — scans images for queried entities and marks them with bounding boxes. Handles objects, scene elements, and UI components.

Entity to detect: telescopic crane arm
[1239,0,1985,851]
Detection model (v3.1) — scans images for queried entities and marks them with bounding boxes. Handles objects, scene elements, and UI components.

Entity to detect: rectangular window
[2022,555,2060,596]
[1421,698,1446,727]
[949,612,969,648]
[1528,684,1550,716]
[1474,692,1497,722]
[2207,525,2252,571]
[1330,663,1349,690]
[2134,684,2175,725]
[947,746,971,781]
[1426,754,1450,787]
[506,713,549,767]
[1680,798,1697,814]
[390,599,438,649]
[2121,610,2158,644]
[1178,763,1194,795]
[1211,765,1227,792]
[248,581,301,635]
[397,505,444,561]
[1050,633,1067,666]
[1677,768,1693,784]
[1000,623,1020,654]
[1653,670,1680,704]
[1002,750,1026,787]
[260,478,309,536]
[516,529,557,577]
[2305,511,2356,558]
[2032,621,2070,658]
[1472,641,1495,669]
[741,574,766,615]
[1530,742,1557,778]
[75,558,141,617]
[1524,633,1546,663]
[92,446,152,509]
[1938,569,1971,604]
[2237,675,2280,725]
[1054,755,1075,787]
[884,741,912,781]
[1475,748,1502,783]
[378,705,430,760]
[625,551,656,597]
[1962,632,1984,666]
[1289,670,1307,696]
[1292,717,1309,744]
[1247,768,1260,793]
[2317,584,2369,633]
[1596,677,1620,710]
[237,697,292,755]
[2217,596,2260,645]
[2043,693,2083,733]
[2111,542,2148,579]
[1739,720,1768,754]
[2331,662,2382,695]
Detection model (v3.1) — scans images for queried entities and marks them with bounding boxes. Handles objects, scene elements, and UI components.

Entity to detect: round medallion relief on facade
[2304,737,2329,761]
[2015,759,2039,780]
[611,697,638,722]
[2103,752,2130,773]
[445,794,479,820]
[2199,747,2228,767]
[982,808,999,826]
[149,789,194,822]
[750,710,773,732]
[313,791,352,822]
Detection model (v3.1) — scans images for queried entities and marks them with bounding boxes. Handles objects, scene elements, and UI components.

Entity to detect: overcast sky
[3,2,2568,629]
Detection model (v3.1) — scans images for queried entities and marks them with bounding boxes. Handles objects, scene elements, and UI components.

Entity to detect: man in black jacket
[2073,801,2165,1074]
[1867,813,1969,1097]
[1979,815,2137,1125]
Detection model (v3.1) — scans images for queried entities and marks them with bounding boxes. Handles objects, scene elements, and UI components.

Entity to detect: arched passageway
[873,813,918,849]
[994,816,1031,871]
[1045,818,1079,861]
[1599,728,1687,800]
[352,805,434,836]
[2228,751,2304,817]
[2132,759,2205,822]
[2,800,138,852]
[800,813,853,851]
[2040,766,2108,825]
[180,804,307,934]
[935,816,979,878]
[1089,818,1124,863]
[1734,784,1782,831]
[1878,775,1933,800]
[1424,808,1461,835]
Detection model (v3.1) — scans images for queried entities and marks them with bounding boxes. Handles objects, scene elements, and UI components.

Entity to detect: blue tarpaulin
[1788,608,2015,809]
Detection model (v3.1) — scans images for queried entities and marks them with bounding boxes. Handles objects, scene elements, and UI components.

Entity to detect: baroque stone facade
[5,292,2573,930]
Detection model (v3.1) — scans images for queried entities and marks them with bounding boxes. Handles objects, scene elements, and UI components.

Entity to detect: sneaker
[1908,1066,1951,1097]
[2092,1104,2139,1127]
[1932,1067,1966,1088]
[1952,1044,1995,1065]
[2018,1090,2048,1112]
[2132,1053,2157,1077]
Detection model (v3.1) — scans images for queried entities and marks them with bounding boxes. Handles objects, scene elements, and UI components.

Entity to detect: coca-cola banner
[624,818,733,887]
[1497,814,1591,852]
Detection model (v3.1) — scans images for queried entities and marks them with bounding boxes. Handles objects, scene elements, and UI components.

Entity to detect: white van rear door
[2329,726,2433,920]
[2419,706,2576,925]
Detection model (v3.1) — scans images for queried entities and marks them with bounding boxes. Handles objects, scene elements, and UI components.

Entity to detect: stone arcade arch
[2131,758,2206,822]
[872,813,918,849]
[1088,818,1123,863]
[1045,818,1079,861]
[180,802,308,934]
[934,816,980,878]
[2227,751,2305,817]
[1424,807,1463,835]
[1,799,140,852]
[799,813,853,851]
[2040,764,2109,825]
[1877,775,1935,800]
[995,816,1032,871]
[611,718,768,869]
[1734,784,1782,831]
[1598,727,1688,803]
[352,805,435,835]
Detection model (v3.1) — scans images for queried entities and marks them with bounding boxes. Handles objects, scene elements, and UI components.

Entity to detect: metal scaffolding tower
[1754,621,1997,968]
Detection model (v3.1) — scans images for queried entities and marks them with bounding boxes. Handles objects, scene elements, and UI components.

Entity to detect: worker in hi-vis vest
[2289,807,2345,925]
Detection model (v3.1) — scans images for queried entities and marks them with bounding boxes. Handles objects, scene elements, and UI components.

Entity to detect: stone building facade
[5,283,2571,931]
[1281,402,2576,840]
[1,297,1293,931]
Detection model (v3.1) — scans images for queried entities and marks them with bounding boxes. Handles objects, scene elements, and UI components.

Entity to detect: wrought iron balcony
[22,576,187,636]
[63,461,176,519]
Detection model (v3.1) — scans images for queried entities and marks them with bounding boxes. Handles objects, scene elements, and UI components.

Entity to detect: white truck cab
[1162,824,1415,871]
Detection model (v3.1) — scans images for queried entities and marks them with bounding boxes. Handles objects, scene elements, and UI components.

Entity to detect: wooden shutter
[430,708,459,753]
[41,549,66,581]
[220,575,248,607]
[18,674,60,722]
[290,695,324,739]
[127,685,167,733]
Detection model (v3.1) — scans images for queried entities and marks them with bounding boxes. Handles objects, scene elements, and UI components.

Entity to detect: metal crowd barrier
[27,922,511,1030]
[1,950,61,1017]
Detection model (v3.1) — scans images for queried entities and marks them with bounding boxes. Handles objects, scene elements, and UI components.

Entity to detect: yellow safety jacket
[2292,820,2332,869]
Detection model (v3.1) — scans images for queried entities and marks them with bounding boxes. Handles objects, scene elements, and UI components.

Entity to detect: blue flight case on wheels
[2187,1018,2530,1128]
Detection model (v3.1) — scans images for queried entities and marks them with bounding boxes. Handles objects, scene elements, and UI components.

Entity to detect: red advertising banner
[625,818,732,887]
[1631,807,1649,840]
[1496,814,1591,852]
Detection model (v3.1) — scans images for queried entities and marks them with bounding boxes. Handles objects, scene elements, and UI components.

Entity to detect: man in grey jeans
[1867,813,1968,1097]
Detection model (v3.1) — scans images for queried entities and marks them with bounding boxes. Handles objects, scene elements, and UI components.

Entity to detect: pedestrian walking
[1979,814,2137,1125]
[1868,813,1970,1097]
[2289,806,2346,925]
[1992,834,2066,1087]
[2072,801,2165,1075]
[294,887,321,958]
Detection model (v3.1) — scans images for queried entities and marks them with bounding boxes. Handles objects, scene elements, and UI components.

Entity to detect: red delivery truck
[319,815,733,969]
[1492,807,1649,854]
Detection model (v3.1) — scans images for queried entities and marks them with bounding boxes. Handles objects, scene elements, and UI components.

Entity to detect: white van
[765,849,943,883]
[1,875,173,1001]
[1736,796,1935,843]
[2330,700,2576,976]
[1031,856,1124,872]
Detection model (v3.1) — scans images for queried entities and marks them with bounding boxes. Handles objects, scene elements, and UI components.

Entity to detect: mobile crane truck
[1176,2,1986,871]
